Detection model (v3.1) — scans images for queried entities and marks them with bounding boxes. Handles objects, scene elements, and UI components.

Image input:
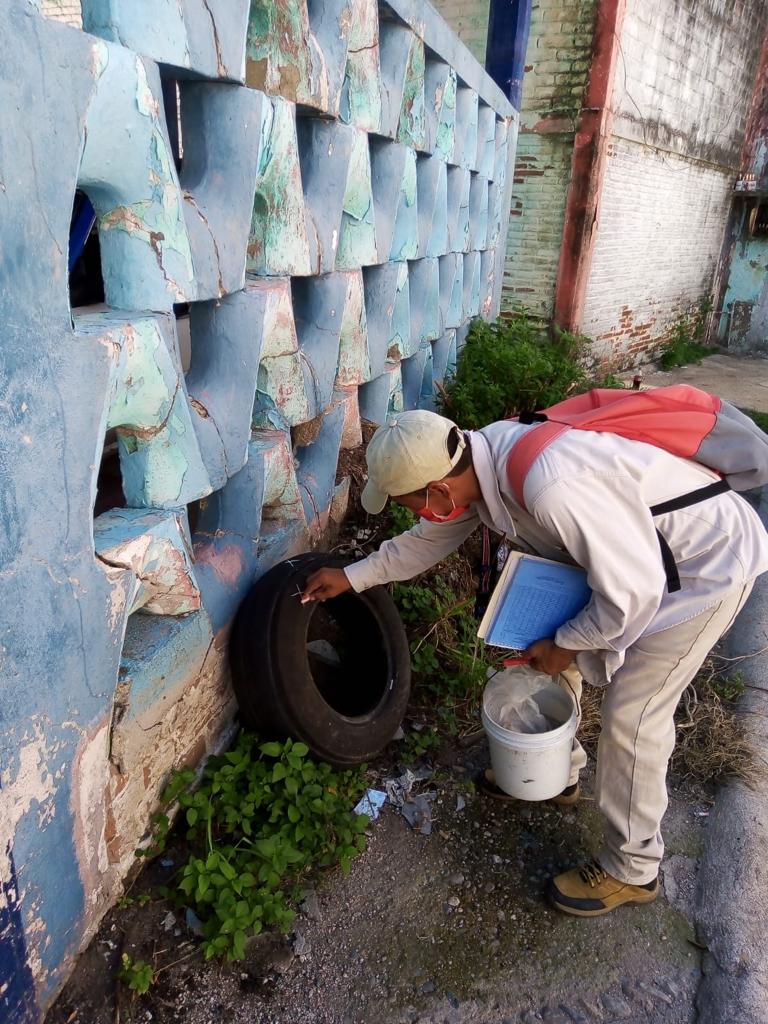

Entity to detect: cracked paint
[1,2,515,1016]
[0,727,56,912]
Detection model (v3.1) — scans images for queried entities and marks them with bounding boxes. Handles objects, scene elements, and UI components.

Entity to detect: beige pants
[559,583,753,885]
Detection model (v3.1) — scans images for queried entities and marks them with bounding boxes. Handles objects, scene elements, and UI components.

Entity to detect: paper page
[477,550,522,639]
[484,556,591,650]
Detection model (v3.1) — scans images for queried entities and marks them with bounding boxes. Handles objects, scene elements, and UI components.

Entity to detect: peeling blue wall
[0,1,517,1019]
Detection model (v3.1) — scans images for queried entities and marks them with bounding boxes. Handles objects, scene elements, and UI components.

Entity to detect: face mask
[416,489,469,523]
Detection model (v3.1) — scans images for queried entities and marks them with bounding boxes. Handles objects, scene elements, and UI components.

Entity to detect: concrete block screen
[0,1,516,1019]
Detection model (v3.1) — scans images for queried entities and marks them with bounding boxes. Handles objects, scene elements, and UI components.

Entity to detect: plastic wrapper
[483,666,560,734]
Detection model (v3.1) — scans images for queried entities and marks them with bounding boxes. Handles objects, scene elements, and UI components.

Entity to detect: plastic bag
[483,666,558,734]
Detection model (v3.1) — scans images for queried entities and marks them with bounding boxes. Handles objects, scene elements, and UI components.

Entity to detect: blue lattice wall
[0,1,516,1018]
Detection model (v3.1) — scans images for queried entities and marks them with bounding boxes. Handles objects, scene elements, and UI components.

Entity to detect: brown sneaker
[548,859,659,917]
[479,769,580,806]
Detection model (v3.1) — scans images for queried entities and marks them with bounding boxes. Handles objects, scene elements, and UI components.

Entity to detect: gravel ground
[50,751,710,1024]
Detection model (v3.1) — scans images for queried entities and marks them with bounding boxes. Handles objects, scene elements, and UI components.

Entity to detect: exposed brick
[430,0,491,65]
[40,0,82,28]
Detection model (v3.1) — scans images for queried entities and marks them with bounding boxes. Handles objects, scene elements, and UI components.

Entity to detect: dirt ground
[50,748,710,1024]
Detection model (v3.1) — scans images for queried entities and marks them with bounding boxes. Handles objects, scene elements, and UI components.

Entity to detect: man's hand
[524,638,577,675]
[303,567,352,602]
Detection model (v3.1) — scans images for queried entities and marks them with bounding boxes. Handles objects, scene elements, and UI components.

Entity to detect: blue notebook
[477,552,591,650]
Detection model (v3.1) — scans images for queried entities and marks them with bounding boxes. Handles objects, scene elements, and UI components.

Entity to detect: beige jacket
[344,419,768,681]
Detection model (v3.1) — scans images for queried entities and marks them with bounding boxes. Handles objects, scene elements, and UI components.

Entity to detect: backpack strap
[650,479,731,593]
[649,479,731,517]
[507,420,572,510]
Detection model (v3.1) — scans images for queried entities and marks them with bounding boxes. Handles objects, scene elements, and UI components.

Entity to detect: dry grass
[576,657,759,786]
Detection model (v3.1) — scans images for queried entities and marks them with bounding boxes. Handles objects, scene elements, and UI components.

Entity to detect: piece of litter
[392,726,406,741]
[400,791,436,835]
[160,857,175,868]
[353,789,386,819]
[307,639,341,665]
[456,794,466,813]
[161,911,176,932]
[185,907,204,936]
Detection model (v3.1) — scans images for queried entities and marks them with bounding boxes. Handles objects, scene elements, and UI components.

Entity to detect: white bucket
[481,669,578,801]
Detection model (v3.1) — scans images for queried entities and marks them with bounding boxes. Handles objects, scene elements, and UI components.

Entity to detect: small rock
[448,873,465,886]
[244,932,295,978]
[421,980,436,995]
[447,896,460,908]
[492,854,503,865]
[301,891,322,921]
[600,991,632,1018]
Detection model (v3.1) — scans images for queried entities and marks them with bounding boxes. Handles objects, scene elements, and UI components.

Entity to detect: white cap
[361,410,466,514]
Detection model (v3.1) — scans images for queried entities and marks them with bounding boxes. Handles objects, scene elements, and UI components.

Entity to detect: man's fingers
[302,572,326,600]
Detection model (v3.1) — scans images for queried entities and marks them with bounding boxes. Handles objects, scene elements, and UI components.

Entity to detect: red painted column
[553,0,626,334]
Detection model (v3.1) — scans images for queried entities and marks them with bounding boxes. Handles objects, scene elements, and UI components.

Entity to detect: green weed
[142,736,368,961]
[709,672,745,704]
[740,408,768,434]
[387,503,417,537]
[393,570,493,736]
[659,302,715,369]
[117,954,154,995]
[400,726,442,762]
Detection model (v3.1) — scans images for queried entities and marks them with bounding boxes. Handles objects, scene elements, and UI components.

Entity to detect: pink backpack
[507,384,768,592]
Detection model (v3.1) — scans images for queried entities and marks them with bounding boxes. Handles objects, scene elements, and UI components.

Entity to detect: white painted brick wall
[582,138,734,364]
[581,0,767,365]
[40,0,82,28]
[613,0,758,166]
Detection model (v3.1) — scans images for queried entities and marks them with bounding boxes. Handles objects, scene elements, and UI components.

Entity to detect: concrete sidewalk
[695,487,768,1024]
[629,352,768,414]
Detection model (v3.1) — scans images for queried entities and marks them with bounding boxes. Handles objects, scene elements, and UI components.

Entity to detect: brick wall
[581,0,768,365]
[502,0,596,317]
[582,138,735,365]
[40,0,82,28]
[429,0,490,66]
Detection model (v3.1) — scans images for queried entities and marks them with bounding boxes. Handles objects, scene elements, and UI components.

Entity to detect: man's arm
[304,509,480,600]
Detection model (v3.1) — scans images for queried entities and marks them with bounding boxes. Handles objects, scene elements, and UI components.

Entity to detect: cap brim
[361,480,388,515]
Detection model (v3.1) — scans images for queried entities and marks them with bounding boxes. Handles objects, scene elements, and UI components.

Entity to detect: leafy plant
[393,569,492,734]
[117,954,154,995]
[387,503,418,537]
[116,892,151,910]
[710,671,745,704]
[659,301,715,369]
[438,312,606,429]
[145,736,368,962]
[400,726,442,762]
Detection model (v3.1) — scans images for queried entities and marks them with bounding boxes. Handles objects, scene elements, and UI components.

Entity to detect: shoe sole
[549,887,659,917]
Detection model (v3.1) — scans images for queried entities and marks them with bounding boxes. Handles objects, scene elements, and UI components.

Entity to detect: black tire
[229,553,411,765]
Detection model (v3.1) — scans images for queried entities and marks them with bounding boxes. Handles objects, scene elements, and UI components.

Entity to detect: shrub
[437,313,611,429]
